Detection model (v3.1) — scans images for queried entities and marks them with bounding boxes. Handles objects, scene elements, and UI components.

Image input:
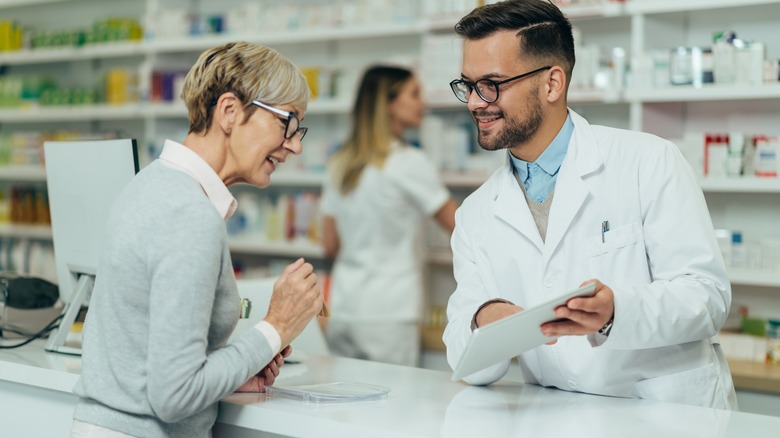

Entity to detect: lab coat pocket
[634,363,720,407]
[585,221,642,256]
[585,221,649,283]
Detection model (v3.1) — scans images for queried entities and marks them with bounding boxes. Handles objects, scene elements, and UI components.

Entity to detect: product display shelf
[560,1,625,19]
[421,325,446,352]
[0,104,145,123]
[0,99,353,124]
[0,223,52,239]
[148,22,428,54]
[625,83,780,103]
[0,41,144,66]
[728,358,780,394]
[148,99,352,119]
[428,247,455,266]
[699,177,780,194]
[728,269,780,288]
[424,1,625,32]
[228,237,324,258]
[0,165,46,182]
[427,88,622,109]
[0,0,69,8]
[438,169,491,188]
[268,171,325,187]
[625,0,780,15]
[0,24,428,65]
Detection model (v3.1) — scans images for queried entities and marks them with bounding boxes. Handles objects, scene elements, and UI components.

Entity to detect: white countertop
[3,340,780,438]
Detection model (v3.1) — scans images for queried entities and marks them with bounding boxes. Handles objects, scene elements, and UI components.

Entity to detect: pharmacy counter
[3,340,780,438]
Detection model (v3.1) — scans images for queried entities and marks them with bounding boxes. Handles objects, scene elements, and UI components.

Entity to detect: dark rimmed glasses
[252,100,308,141]
[449,66,552,104]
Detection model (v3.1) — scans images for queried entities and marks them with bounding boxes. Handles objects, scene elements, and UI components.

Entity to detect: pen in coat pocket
[601,221,610,243]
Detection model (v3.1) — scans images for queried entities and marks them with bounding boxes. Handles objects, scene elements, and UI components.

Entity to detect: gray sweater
[73,161,273,437]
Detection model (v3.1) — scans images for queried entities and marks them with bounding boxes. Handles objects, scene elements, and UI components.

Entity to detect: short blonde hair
[181,41,310,134]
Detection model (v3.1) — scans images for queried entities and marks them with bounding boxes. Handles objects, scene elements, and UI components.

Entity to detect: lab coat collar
[492,109,604,258]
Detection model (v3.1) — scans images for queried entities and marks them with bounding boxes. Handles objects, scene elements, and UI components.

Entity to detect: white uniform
[321,140,449,365]
[444,110,737,409]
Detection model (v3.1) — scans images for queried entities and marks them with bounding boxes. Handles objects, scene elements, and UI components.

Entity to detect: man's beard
[473,93,543,151]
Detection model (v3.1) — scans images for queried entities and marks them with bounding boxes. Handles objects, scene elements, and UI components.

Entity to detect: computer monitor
[43,139,139,354]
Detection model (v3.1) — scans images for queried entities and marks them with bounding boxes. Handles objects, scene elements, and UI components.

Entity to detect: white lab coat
[444,110,737,409]
[321,141,450,322]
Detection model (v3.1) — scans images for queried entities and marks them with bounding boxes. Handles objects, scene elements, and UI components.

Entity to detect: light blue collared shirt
[509,114,573,203]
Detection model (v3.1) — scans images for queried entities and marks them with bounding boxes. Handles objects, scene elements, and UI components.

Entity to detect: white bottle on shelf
[726,132,744,178]
[715,229,732,268]
[712,31,736,85]
[749,42,766,85]
[731,231,747,269]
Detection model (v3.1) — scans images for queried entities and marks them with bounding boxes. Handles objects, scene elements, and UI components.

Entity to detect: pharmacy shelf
[0,223,52,239]
[729,269,780,288]
[439,169,490,188]
[149,99,352,119]
[625,0,780,15]
[0,0,70,7]
[228,238,324,258]
[0,104,145,123]
[624,84,780,103]
[569,88,622,104]
[727,359,780,395]
[269,172,325,187]
[425,2,626,31]
[428,88,623,109]
[149,22,428,54]
[561,1,625,19]
[1,23,426,66]
[0,41,145,66]
[0,165,47,182]
[428,248,454,266]
[699,178,780,194]
[0,99,354,123]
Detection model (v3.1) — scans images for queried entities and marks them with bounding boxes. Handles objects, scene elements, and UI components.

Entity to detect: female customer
[321,65,457,367]
[71,41,323,437]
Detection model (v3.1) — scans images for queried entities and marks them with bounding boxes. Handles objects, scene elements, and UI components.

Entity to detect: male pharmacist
[443,0,737,409]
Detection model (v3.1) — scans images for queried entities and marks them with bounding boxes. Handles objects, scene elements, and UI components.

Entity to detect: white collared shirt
[159,139,237,220]
[158,140,281,355]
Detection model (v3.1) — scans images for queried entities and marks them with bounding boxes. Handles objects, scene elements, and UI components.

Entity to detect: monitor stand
[44,274,94,356]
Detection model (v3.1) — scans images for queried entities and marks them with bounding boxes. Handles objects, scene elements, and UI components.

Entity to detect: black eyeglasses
[449,66,552,104]
[252,100,308,141]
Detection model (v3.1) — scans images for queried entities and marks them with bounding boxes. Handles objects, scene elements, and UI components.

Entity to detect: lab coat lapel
[543,111,603,264]
[493,166,545,252]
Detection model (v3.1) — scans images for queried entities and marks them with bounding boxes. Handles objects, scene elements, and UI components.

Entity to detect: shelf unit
[0,223,52,239]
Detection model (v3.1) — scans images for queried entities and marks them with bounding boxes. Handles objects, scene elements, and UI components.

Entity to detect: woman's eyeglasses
[252,100,308,141]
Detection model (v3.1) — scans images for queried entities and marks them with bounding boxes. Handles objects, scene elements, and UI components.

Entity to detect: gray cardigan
[73,161,273,437]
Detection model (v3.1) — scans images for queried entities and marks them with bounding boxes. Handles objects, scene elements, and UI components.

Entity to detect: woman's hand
[235,346,292,393]
[264,258,323,348]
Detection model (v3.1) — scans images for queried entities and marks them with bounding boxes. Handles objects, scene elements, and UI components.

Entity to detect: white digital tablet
[451,283,597,381]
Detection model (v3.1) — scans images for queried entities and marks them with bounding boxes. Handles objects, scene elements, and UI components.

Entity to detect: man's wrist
[471,298,514,330]
[597,313,614,337]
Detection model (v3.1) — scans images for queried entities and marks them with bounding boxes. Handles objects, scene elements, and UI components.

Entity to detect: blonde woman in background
[71,42,323,437]
[320,65,457,367]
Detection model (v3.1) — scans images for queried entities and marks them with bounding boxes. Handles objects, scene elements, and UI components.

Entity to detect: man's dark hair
[455,0,575,83]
